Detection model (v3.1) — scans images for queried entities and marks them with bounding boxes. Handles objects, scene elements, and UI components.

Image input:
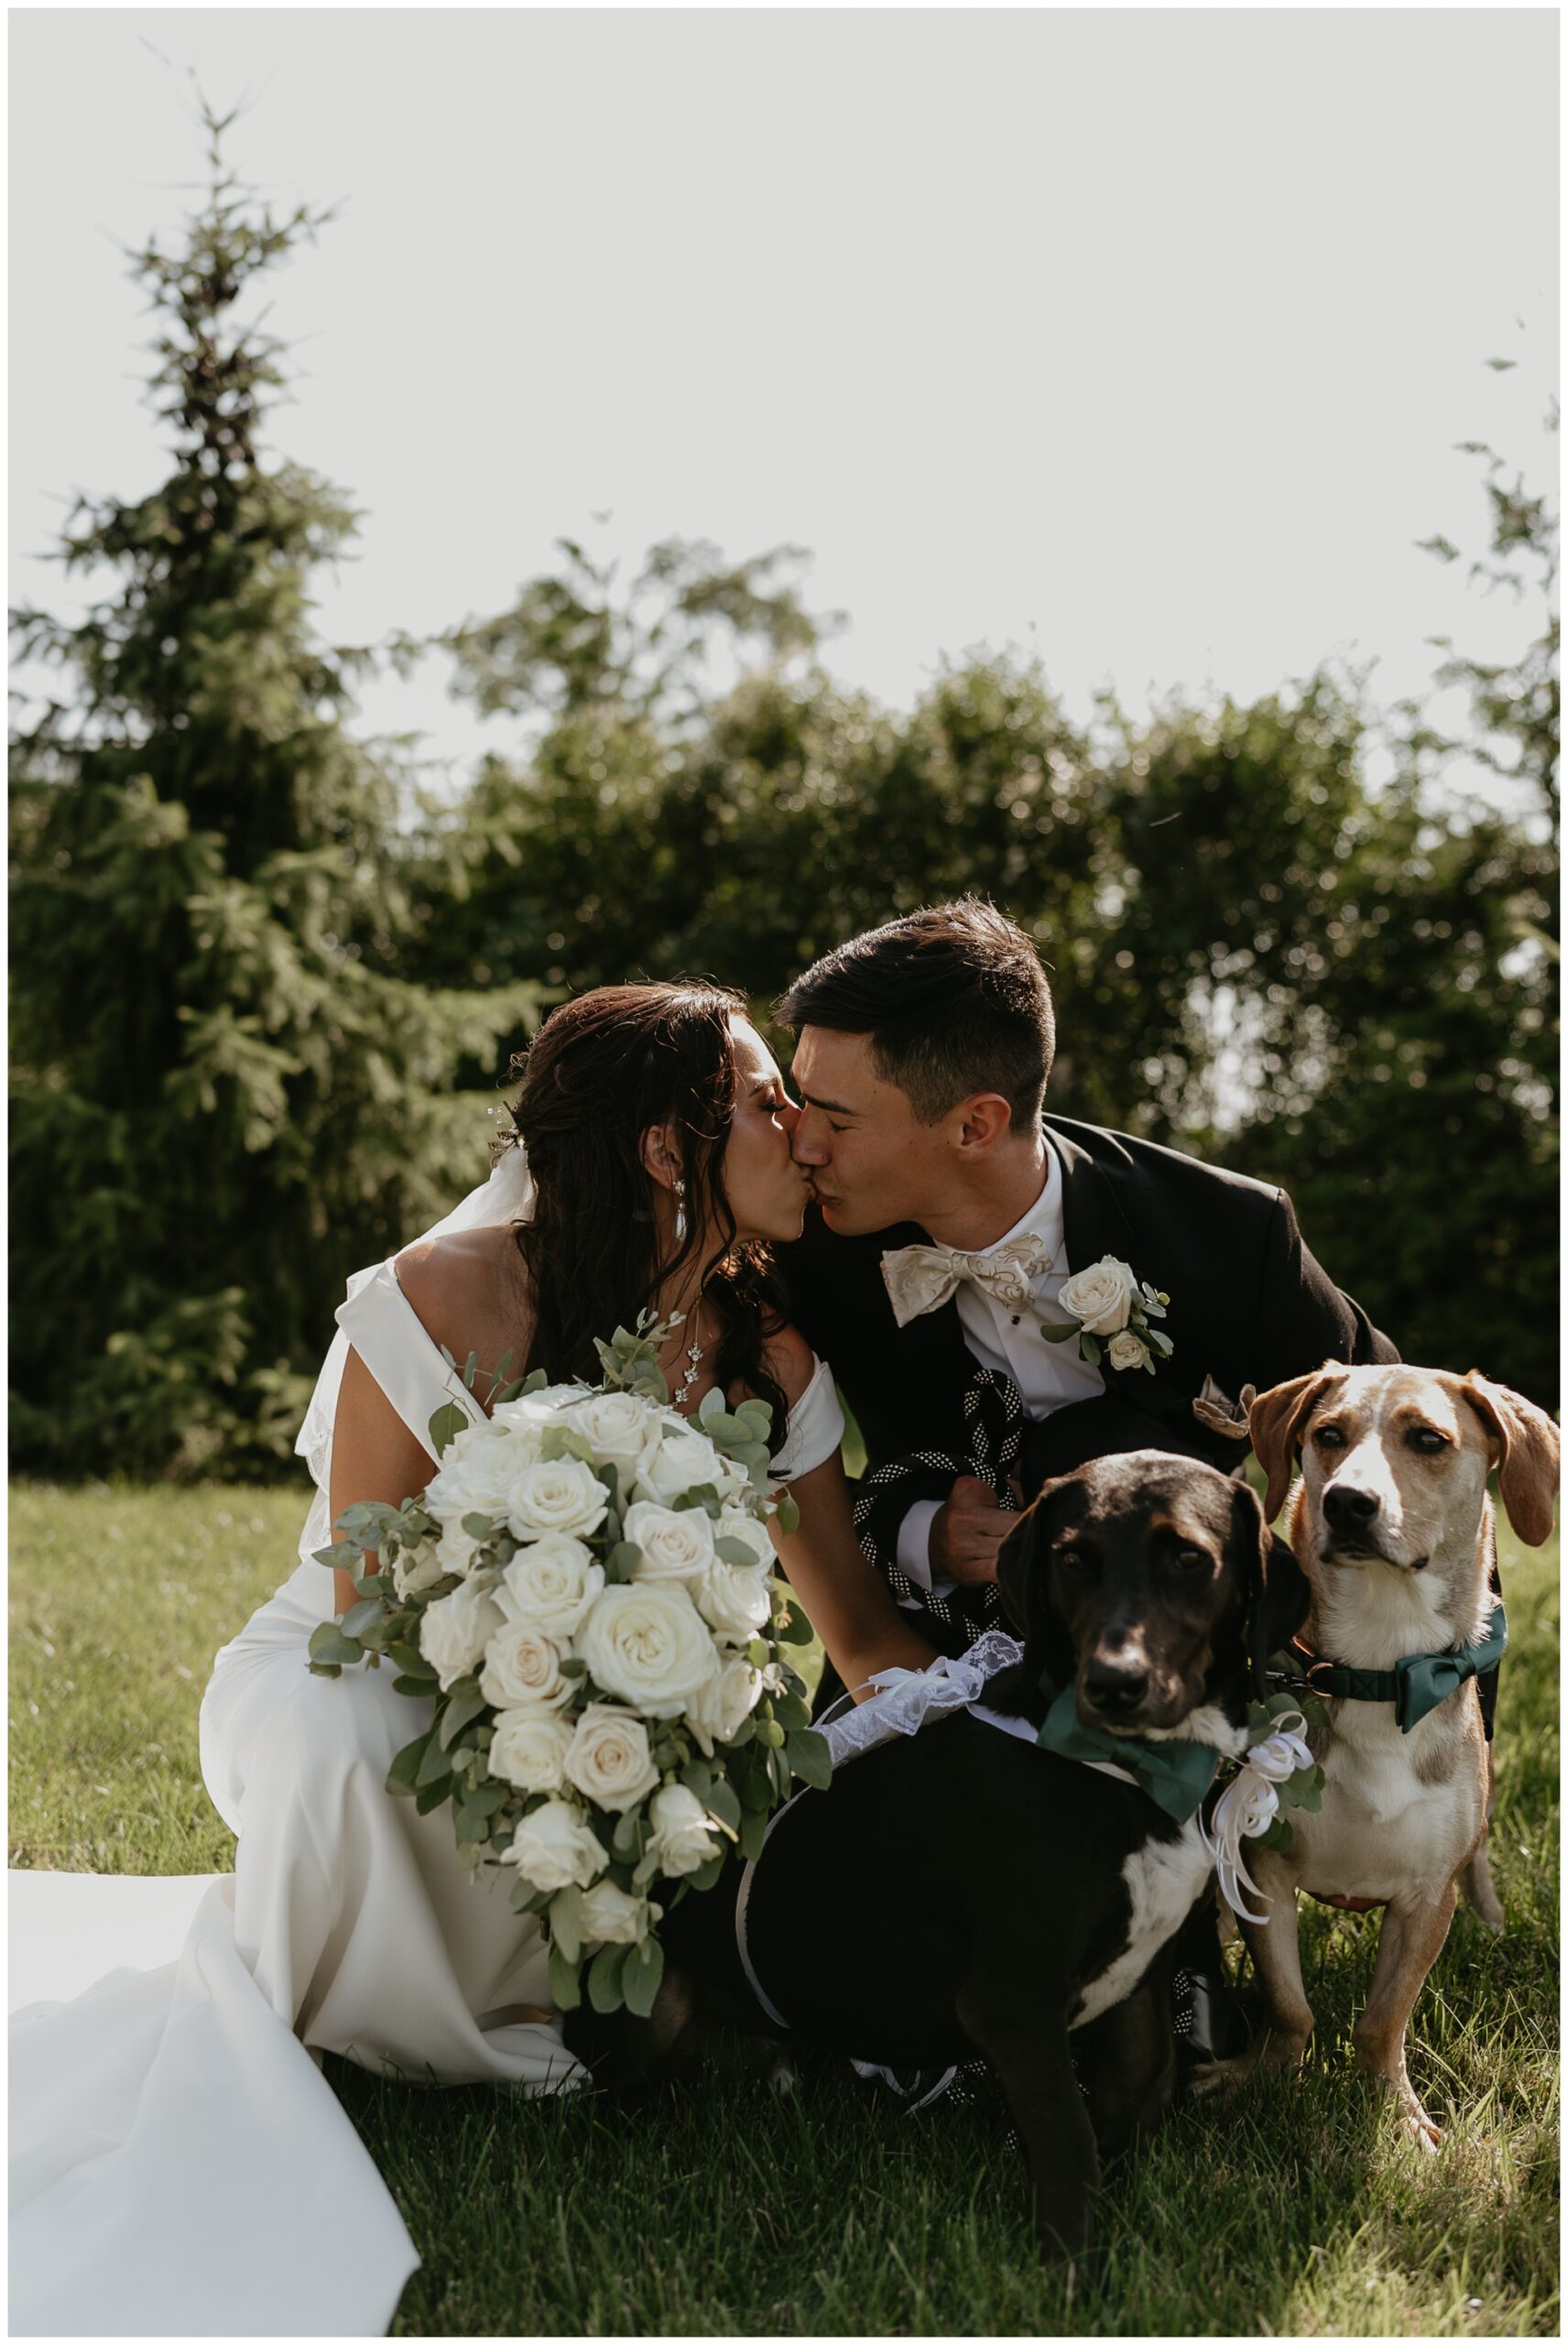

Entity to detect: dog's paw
[1186,2053,1254,2099]
[1398,2095,1443,2153]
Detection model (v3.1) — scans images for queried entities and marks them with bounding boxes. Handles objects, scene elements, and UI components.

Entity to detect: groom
[775,899,1399,1654]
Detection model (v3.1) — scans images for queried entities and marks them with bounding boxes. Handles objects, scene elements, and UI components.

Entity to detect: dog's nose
[1323,1485,1380,1533]
[1083,1658,1149,1715]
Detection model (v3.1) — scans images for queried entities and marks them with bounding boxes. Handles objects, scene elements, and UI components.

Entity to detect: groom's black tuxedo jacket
[778,1113,1398,1490]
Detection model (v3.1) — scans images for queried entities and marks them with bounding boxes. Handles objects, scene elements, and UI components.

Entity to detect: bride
[11,981,937,2339]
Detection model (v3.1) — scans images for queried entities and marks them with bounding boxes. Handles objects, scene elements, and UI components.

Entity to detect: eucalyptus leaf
[341,1597,385,1640]
[429,1402,468,1456]
[587,1943,631,2013]
[548,1940,583,2012]
[623,1936,664,2019]
[307,1620,364,1669]
[415,1734,454,1789]
[439,1688,487,1750]
[550,1886,584,1964]
[1038,1320,1081,1344]
[1080,1332,1103,1369]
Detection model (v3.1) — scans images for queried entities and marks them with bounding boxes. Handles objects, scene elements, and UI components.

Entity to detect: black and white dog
[567,1451,1309,2260]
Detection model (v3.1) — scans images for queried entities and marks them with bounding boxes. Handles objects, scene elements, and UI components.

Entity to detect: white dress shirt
[895,1137,1105,1595]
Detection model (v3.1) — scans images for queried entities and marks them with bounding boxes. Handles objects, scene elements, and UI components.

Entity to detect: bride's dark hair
[499,983,792,1448]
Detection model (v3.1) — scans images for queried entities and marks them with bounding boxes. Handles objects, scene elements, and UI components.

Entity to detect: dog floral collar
[1039,1255,1172,1376]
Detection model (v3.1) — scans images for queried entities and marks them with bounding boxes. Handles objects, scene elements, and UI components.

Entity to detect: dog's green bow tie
[1297,1601,1508,1733]
[1036,1685,1223,1824]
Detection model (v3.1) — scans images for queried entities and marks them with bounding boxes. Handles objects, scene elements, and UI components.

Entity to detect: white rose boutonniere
[1042,1255,1171,1375]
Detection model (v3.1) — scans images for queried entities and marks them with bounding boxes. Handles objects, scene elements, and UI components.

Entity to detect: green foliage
[8,105,543,1480]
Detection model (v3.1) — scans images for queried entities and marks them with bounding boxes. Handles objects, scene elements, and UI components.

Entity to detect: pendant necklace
[669,1307,705,1411]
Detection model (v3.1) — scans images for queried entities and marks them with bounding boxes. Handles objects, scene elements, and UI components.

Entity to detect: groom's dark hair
[779,900,1054,1129]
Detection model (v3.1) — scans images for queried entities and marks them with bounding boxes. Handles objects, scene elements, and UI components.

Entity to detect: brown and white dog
[1197,1363,1558,2146]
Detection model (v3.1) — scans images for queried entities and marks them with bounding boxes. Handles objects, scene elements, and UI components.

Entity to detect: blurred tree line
[10,125,1558,1479]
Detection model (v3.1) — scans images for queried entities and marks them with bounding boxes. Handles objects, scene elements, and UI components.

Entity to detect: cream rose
[479,1619,574,1709]
[622,1499,714,1585]
[683,1652,763,1756]
[487,1708,575,1794]
[648,1783,722,1878]
[1107,1330,1151,1373]
[579,1879,658,1946]
[505,1799,606,1892]
[504,1456,610,1543]
[692,1555,773,1644]
[634,1426,730,1506]
[1058,1255,1138,1336]
[390,1538,447,1598]
[713,1506,775,1571]
[561,1705,660,1814]
[567,1391,661,1477]
[419,1581,505,1691]
[494,1534,604,1639]
[576,1583,720,1718]
[491,1384,583,1430]
[425,1431,523,1527]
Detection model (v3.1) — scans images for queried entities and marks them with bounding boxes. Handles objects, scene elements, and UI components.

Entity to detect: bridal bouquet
[308,1315,830,2017]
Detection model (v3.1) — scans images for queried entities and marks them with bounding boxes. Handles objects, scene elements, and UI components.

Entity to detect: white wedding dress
[9,1154,845,2339]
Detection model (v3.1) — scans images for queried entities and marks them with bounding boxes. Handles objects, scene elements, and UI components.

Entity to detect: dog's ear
[1248,1365,1345,1523]
[1457,1373,1561,1547]
[996,1482,1059,1642]
[1230,1476,1312,1696]
[996,1479,1076,1685]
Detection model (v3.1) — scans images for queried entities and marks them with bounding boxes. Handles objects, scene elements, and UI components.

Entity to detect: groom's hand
[931,1476,1011,1586]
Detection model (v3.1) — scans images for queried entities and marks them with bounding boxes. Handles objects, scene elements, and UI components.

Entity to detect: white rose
[1058,1255,1139,1336]
[622,1499,714,1586]
[714,1506,775,1572]
[634,1426,730,1506]
[419,1581,505,1691]
[648,1783,722,1878]
[567,1391,660,1477]
[684,1652,763,1756]
[505,1799,606,1892]
[562,1704,660,1814]
[576,1583,720,1718]
[487,1708,575,1794]
[579,1879,659,1947]
[1107,1330,1151,1373]
[692,1554,773,1644]
[491,1384,583,1430]
[431,1517,486,1582]
[504,1456,610,1543]
[390,1538,447,1598]
[425,1435,519,1529]
[494,1534,604,1638]
[479,1619,575,1709]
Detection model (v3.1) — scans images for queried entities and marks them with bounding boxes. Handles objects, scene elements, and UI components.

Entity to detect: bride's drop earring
[673,1176,687,1246]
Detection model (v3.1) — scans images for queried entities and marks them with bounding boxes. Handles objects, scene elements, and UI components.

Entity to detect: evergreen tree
[10,104,541,1478]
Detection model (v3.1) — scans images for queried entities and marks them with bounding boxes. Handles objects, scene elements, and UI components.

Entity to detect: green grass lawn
[10,1480,1560,2336]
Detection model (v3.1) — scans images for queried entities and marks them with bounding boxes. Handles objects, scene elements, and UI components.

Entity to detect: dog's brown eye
[1055,1543,1094,1574]
[1173,1546,1209,1573]
[1313,1425,1346,1449]
[1407,1427,1450,1455]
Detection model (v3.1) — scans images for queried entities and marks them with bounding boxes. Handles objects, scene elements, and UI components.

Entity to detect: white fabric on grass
[11,1147,844,2335]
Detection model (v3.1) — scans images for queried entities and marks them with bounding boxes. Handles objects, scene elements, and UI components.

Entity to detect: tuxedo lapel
[1047,1119,1135,1273]
[1045,1118,1194,1414]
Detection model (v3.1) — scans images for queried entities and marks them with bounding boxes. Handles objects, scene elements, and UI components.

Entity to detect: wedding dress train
[10,1179,844,2336]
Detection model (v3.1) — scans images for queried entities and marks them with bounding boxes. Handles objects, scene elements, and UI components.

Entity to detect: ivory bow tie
[880,1231,1051,1328]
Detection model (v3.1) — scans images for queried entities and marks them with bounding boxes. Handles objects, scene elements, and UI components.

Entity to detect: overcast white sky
[9,7,1559,805]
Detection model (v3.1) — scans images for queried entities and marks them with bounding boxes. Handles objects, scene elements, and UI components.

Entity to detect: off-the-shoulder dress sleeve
[770,1355,845,1479]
